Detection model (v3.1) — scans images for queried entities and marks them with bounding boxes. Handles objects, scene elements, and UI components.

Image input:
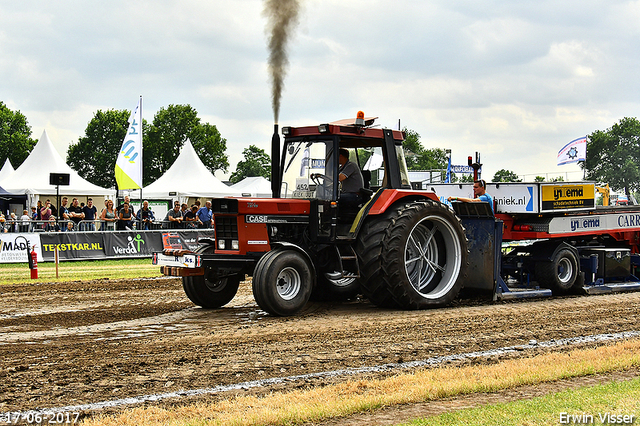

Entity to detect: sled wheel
[535,248,579,293]
[252,248,313,316]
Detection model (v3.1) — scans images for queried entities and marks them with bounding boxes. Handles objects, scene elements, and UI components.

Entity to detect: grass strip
[80,339,640,426]
[405,376,640,425]
[0,258,161,284]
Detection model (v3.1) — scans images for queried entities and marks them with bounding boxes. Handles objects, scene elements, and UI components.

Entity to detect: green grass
[0,258,162,284]
[402,377,640,426]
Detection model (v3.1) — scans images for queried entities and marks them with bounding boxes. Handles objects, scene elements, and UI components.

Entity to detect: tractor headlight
[231,240,239,250]
[218,239,226,250]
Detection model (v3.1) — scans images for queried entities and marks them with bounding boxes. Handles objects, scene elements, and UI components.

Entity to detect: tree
[402,127,448,171]
[229,145,271,184]
[534,176,545,182]
[492,169,522,182]
[67,109,131,188]
[583,117,640,197]
[144,104,228,186]
[0,101,36,168]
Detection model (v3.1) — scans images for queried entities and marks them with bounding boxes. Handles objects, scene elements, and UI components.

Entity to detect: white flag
[557,136,586,166]
[115,97,142,190]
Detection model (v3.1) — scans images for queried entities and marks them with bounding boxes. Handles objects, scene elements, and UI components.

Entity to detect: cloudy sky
[2,0,639,182]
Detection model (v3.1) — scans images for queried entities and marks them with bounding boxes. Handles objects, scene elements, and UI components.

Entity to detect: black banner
[40,233,107,261]
[36,230,214,262]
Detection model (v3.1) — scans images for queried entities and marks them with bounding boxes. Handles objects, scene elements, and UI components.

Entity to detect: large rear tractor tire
[534,247,579,294]
[252,248,314,316]
[182,245,241,309]
[357,200,468,309]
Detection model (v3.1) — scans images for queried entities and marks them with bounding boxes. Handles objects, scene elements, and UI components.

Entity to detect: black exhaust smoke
[263,0,300,124]
[264,0,300,198]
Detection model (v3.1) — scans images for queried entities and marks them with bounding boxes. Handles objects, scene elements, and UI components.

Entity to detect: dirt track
[1,277,640,422]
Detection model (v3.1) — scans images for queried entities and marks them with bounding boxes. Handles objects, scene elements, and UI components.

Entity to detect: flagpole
[139,95,143,215]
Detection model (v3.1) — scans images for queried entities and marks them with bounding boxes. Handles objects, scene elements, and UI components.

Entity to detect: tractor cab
[276,112,411,239]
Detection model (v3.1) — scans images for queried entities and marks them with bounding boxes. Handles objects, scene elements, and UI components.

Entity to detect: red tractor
[156,112,469,316]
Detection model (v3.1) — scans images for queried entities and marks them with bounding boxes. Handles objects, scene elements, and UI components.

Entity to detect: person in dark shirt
[67,198,85,226]
[82,197,98,231]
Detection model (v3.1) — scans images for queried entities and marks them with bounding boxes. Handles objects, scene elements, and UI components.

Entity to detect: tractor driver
[338,148,365,211]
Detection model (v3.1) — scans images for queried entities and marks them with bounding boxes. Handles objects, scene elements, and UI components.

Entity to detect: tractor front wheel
[252,248,314,316]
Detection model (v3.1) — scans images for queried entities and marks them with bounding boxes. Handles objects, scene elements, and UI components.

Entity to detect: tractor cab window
[280,140,335,201]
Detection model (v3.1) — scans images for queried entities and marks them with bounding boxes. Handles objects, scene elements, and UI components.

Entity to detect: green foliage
[67,109,131,188]
[534,176,545,182]
[583,117,640,197]
[229,145,271,184]
[492,169,522,182]
[144,104,229,186]
[0,101,36,168]
[402,127,448,171]
[68,104,230,188]
[454,174,474,183]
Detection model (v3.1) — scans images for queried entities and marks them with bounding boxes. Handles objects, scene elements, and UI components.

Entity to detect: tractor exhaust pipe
[271,123,281,198]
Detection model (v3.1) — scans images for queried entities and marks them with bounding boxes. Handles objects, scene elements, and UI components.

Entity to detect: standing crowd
[0,196,214,233]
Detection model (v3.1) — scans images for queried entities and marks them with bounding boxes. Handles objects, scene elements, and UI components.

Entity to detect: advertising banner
[429,183,537,214]
[40,233,106,261]
[0,233,43,263]
[540,183,595,212]
[103,231,164,257]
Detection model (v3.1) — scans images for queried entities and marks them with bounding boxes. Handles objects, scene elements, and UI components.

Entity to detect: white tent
[142,139,237,199]
[230,176,272,198]
[0,130,113,207]
[0,158,15,182]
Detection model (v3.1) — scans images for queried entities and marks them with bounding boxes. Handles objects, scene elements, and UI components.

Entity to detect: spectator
[82,197,98,231]
[118,202,134,230]
[117,195,136,217]
[40,201,52,222]
[0,214,6,233]
[20,210,31,233]
[68,198,85,227]
[180,203,189,217]
[8,213,18,232]
[45,199,57,218]
[100,199,117,231]
[59,196,70,221]
[30,206,38,220]
[136,200,155,230]
[184,205,201,229]
[197,201,213,228]
[165,203,183,229]
[45,216,61,232]
[36,200,43,221]
[63,220,75,232]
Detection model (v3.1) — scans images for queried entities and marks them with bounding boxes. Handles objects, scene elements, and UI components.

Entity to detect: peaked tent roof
[230,176,272,198]
[0,130,113,196]
[0,158,15,183]
[143,139,238,199]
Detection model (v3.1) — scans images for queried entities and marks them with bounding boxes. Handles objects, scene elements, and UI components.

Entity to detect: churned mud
[1,277,639,423]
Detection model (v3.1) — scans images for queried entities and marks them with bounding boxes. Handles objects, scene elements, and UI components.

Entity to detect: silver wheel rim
[276,267,301,300]
[557,258,573,283]
[404,215,462,299]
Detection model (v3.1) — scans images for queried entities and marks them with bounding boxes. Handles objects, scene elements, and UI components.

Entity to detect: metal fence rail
[1,219,213,233]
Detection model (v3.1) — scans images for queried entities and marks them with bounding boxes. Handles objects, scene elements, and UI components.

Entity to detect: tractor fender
[268,241,317,287]
[367,189,440,215]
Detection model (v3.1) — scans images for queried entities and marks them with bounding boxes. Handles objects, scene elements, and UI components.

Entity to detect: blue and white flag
[445,156,452,183]
[557,136,586,166]
[115,97,143,190]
